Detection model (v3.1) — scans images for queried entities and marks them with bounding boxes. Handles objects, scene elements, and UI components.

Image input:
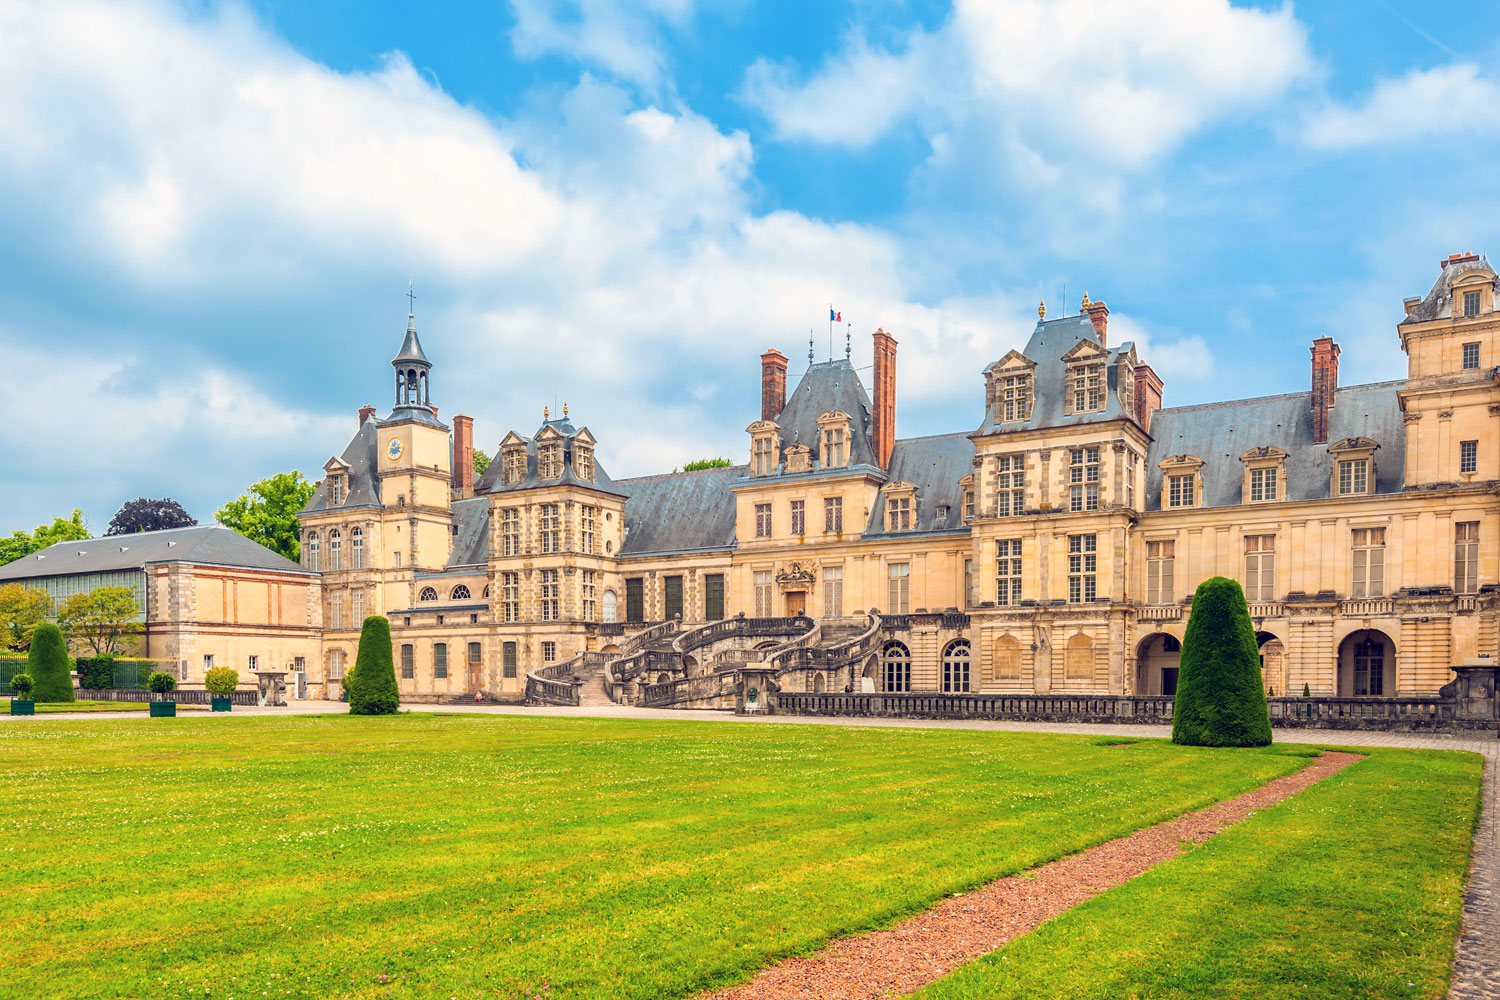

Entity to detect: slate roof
[0,525,314,581]
[1145,380,1406,510]
[974,313,1137,434]
[1400,255,1497,324]
[445,497,490,568]
[615,465,743,556]
[304,418,382,513]
[863,432,975,536]
[476,417,627,498]
[392,315,432,366]
[774,359,880,469]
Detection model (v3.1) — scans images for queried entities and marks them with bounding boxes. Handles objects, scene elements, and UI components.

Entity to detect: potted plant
[9,674,35,715]
[147,671,177,717]
[204,667,238,712]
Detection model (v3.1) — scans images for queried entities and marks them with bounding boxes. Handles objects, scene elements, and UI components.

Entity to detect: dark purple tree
[105,498,197,536]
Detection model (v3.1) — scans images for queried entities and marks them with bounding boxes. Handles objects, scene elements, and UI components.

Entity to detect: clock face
[386,437,404,460]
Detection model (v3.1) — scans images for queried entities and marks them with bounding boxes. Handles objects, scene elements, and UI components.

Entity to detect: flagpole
[828,304,833,361]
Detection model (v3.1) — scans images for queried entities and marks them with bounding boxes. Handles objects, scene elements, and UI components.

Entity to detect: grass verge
[1,698,150,713]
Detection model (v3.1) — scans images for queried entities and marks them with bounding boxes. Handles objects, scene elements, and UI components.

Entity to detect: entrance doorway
[1161,667,1178,696]
[784,591,806,616]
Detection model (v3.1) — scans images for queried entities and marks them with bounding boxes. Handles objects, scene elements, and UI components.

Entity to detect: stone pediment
[1329,437,1380,453]
[535,424,564,443]
[991,349,1036,371]
[1240,445,1288,463]
[499,430,528,449]
[1060,339,1106,362]
[323,457,350,474]
[571,426,596,447]
[774,561,817,591]
[746,419,778,434]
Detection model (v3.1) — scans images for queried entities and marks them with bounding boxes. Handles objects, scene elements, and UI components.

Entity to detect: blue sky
[2,0,1498,532]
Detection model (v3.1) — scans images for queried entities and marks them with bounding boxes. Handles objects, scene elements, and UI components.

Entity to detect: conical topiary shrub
[348,615,399,716]
[27,623,76,703]
[1172,576,1272,747]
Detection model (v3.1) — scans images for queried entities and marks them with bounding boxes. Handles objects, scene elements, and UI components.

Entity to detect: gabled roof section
[775,359,880,470]
[863,432,975,536]
[304,419,381,513]
[1146,380,1406,509]
[0,525,314,581]
[982,348,1035,373]
[476,415,625,497]
[615,464,743,556]
[444,497,491,568]
[975,312,1138,435]
[1401,253,1497,324]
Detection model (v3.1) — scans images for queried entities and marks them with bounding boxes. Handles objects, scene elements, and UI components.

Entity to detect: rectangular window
[997,454,1025,517]
[1456,521,1479,594]
[824,496,842,532]
[753,436,774,476]
[1069,447,1101,512]
[394,551,401,568]
[963,490,976,521]
[1167,474,1195,508]
[753,571,773,617]
[582,569,597,621]
[539,569,559,621]
[1068,362,1105,413]
[823,566,843,618]
[1244,534,1276,602]
[963,558,974,608]
[351,531,363,569]
[502,641,517,678]
[1463,342,1481,369]
[626,578,645,622]
[468,642,482,666]
[754,503,772,538]
[1460,440,1478,474]
[664,575,683,621]
[1351,527,1385,599]
[501,571,519,623]
[704,574,725,620]
[997,539,1022,606]
[327,594,343,630]
[541,641,556,662]
[887,562,910,614]
[401,644,414,679]
[1250,467,1277,502]
[1337,459,1368,496]
[539,504,560,553]
[1146,540,1175,605]
[998,372,1032,421]
[1353,639,1385,696]
[352,589,363,622]
[1464,290,1481,317]
[434,642,448,679]
[790,499,805,535]
[581,506,598,554]
[293,656,305,673]
[203,653,214,671]
[1067,534,1097,603]
[501,508,520,556]
[822,427,847,468]
[248,654,258,671]
[886,496,912,531]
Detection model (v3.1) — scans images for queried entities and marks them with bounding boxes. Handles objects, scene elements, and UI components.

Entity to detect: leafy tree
[106,497,197,536]
[473,450,491,478]
[204,667,239,697]
[26,623,74,703]
[56,586,141,656]
[0,510,90,566]
[1172,576,1273,748]
[676,457,732,472]
[348,615,400,715]
[0,584,53,651]
[216,471,316,561]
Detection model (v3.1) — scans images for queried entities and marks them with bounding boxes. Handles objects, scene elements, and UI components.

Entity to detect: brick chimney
[1133,364,1163,432]
[760,348,787,421]
[1310,336,1340,444]
[1441,251,1480,270]
[452,413,474,495]
[1084,298,1110,349]
[358,404,376,428]
[872,329,898,470]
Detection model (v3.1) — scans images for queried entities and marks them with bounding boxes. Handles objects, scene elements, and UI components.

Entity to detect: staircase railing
[640,670,734,708]
[767,618,822,672]
[605,619,681,700]
[524,653,587,706]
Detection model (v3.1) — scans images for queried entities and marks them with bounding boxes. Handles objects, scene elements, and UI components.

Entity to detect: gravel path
[1450,749,1499,1000]
[705,751,1361,1000]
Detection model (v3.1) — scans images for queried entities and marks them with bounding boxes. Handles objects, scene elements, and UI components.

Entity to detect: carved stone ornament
[774,561,817,591]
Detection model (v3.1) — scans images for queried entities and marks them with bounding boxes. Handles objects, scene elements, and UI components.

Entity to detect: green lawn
[0,715,1309,1000]
[2,698,150,713]
[913,747,1482,1000]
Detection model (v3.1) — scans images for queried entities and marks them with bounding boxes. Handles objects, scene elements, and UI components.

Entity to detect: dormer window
[1069,362,1105,413]
[816,411,852,469]
[1337,459,1367,494]
[1240,446,1287,505]
[539,445,562,479]
[883,482,917,532]
[985,351,1035,423]
[575,445,594,482]
[1117,359,1134,413]
[1328,438,1379,498]
[330,476,346,505]
[1464,290,1480,317]
[747,420,780,476]
[1158,455,1206,510]
[959,473,976,521]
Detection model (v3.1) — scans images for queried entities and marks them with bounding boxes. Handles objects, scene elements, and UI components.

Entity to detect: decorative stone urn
[253,671,289,708]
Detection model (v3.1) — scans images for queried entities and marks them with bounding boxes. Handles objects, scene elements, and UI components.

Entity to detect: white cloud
[1302,63,1500,150]
[509,0,696,92]
[744,0,1313,178]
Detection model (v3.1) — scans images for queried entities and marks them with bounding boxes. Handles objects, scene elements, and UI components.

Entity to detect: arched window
[602,589,618,623]
[305,532,319,571]
[1065,634,1094,683]
[482,585,491,599]
[942,639,971,693]
[451,585,471,601]
[328,529,342,571]
[882,641,910,693]
[351,528,363,569]
[419,587,438,602]
[992,634,1021,682]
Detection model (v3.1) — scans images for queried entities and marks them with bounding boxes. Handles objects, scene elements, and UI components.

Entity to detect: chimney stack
[1084,297,1109,349]
[760,348,787,421]
[1310,336,1340,444]
[358,404,376,428]
[872,328,898,469]
[1133,364,1163,432]
[452,413,474,495]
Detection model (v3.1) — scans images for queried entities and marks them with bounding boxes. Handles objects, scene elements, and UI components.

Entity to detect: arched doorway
[1135,633,1181,696]
[682,654,700,677]
[602,590,618,623]
[942,639,971,693]
[812,673,826,693]
[1256,631,1286,695]
[881,641,910,693]
[600,644,620,655]
[655,673,672,685]
[1338,629,1395,696]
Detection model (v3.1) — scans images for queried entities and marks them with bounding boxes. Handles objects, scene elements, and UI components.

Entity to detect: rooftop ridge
[613,464,749,486]
[1155,379,1405,417]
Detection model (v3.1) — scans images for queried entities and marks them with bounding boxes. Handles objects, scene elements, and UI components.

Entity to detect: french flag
[829,307,841,322]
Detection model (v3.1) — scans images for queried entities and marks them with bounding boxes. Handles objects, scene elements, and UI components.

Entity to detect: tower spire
[392,286,433,410]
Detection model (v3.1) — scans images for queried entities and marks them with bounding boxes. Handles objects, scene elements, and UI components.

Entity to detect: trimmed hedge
[348,615,399,716]
[76,655,115,690]
[203,667,239,697]
[1172,576,1272,747]
[26,623,75,703]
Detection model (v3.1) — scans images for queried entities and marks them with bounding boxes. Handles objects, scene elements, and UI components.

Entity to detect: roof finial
[809,330,815,364]
[563,401,569,418]
[1038,298,1046,320]
[845,322,852,361]
[543,404,549,420]
[406,280,417,321]
[1081,290,1091,309]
